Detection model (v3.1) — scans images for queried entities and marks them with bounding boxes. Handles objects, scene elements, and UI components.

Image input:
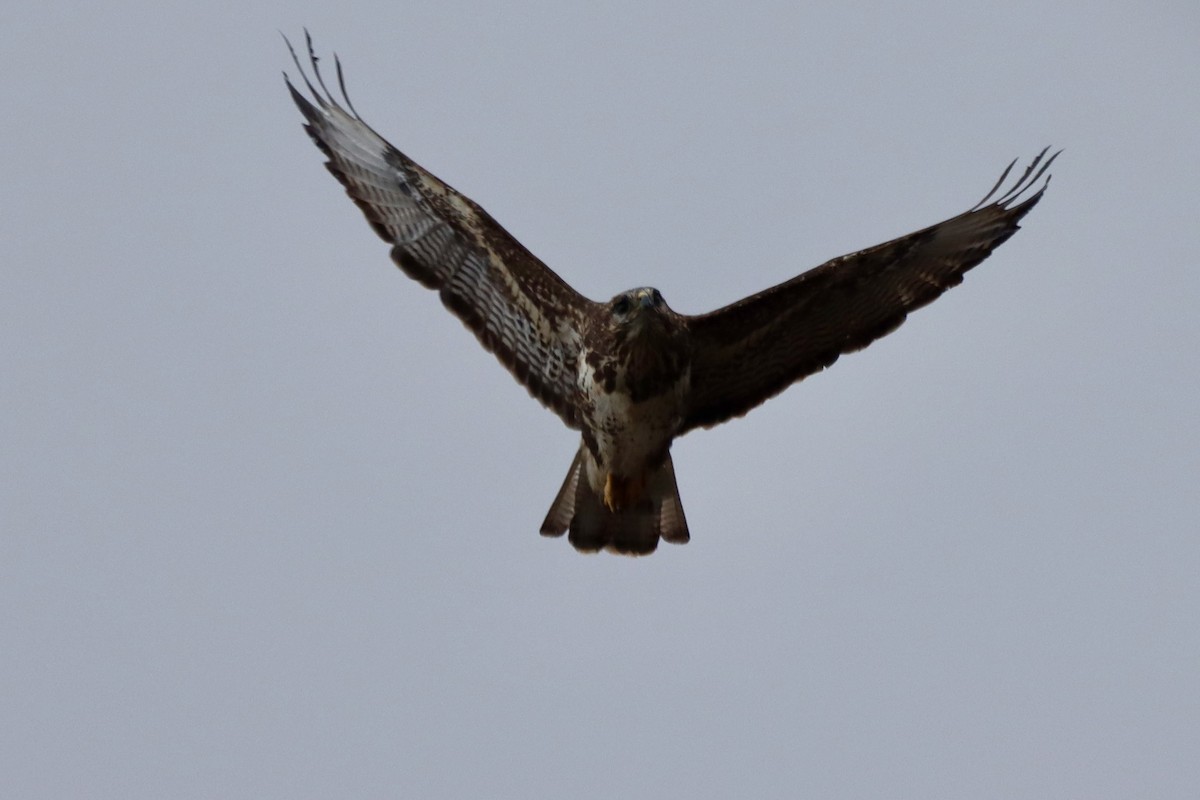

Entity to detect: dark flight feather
[285,32,596,429]
[682,149,1058,432]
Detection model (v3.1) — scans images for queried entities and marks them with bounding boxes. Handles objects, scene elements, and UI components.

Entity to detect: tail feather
[540,448,690,556]
[540,449,584,535]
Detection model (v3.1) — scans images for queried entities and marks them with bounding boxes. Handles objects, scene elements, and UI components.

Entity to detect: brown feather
[682,149,1058,432]
[285,34,596,429]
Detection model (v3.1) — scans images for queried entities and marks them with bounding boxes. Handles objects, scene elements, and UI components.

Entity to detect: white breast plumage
[577,348,688,482]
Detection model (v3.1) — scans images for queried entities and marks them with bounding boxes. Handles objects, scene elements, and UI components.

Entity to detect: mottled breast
[576,310,691,477]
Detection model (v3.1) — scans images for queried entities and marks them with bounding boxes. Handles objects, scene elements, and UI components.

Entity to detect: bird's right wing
[286,34,596,429]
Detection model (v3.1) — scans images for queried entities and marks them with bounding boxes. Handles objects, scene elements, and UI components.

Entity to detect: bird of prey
[284,34,1057,556]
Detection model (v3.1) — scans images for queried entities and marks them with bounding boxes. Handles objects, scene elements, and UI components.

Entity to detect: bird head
[609,287,668,332]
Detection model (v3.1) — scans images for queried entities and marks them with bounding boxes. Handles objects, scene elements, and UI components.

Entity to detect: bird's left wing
[286,34,595,429]
[682,149,1058,432]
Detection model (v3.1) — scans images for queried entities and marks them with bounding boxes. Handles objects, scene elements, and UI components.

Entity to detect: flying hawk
[285,34,1057,556]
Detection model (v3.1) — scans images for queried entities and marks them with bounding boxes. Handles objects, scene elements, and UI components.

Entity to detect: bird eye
[613,297,632,315]
[651,289,663,305]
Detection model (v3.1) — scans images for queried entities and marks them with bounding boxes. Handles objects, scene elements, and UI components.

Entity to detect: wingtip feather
[971,147,1060,211]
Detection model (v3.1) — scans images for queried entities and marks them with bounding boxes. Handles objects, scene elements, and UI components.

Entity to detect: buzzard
[285,34,1057,556]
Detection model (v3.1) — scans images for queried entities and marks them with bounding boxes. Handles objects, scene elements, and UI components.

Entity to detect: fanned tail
[540,449,689,556]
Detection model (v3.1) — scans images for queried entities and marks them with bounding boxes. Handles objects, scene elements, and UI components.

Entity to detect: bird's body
[285,33,1057,555]
[551,288,693,551]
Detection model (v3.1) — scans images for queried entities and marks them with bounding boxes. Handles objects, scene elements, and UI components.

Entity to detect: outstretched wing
[683,149,1058,432]
[285,34,595,429]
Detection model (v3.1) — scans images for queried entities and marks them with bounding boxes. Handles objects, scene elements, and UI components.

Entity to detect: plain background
[3,1,1197,798]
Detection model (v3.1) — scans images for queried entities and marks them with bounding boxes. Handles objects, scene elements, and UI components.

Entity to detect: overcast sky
[3,1,1198,798]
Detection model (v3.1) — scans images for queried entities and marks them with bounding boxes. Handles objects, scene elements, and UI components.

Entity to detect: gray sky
[3,1,1198,797]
